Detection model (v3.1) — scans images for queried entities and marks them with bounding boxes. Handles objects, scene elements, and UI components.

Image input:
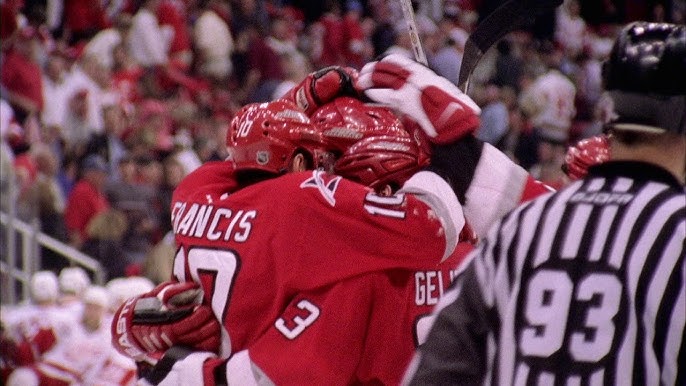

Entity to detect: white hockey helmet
[124,276,155,298]
[83,285,109,308]
[30,271,59,303]
[58,266,91,296]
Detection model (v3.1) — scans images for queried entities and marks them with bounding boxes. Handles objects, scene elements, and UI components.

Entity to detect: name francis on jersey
[171,202,257,242]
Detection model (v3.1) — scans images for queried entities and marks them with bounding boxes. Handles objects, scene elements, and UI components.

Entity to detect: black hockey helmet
[602,22,686,134]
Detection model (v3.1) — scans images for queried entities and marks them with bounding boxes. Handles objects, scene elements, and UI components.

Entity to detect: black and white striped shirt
[407,161,685,386]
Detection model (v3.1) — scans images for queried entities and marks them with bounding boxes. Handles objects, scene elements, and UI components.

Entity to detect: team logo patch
[256,151,270,165]
[300,170,342,206]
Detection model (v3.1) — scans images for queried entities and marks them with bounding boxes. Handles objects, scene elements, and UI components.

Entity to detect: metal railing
[1,211,106,305]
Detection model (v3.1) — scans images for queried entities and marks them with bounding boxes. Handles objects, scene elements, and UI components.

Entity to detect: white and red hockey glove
[562,135,610,180]
[283,66,359,115]
[111,281,221,364]
[356,54,481,145]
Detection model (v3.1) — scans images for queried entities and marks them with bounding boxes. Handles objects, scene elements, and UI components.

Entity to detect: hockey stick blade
[457,0,563,92]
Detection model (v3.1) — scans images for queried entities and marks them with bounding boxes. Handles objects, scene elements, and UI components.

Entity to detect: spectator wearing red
[0,1,19,45]
[342,0,367,68]
[1,28,44,124]
[64,154,110,249]
[128,0,171,68]
[158,0,193,68]
[232,23,284,103]
[12,150,38,198]
[312,0,345,67]
[64,0,109,44]
[111,43,144,114]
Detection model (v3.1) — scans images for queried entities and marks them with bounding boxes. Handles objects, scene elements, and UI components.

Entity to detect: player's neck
[611,135,686,185]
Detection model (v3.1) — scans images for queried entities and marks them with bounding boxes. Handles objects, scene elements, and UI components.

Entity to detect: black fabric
[425,136,484,205]
[145,346,195,385]
[213,360,228,386]
[588,160,684,191]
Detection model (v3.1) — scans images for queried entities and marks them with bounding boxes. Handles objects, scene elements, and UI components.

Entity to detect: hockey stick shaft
[457,0,563,92]
[398,0,428,65]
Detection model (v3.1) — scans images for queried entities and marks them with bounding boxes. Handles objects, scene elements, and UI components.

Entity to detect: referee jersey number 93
[411,167,685,386]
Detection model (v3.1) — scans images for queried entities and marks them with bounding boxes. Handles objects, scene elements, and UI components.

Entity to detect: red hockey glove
[111,281,221,364]
[284,66,359,115]
[356,54,481,145]
[562,135,610,180]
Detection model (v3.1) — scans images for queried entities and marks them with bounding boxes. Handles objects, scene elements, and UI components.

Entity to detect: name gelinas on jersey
[414,267,460,306]
[171,201,257,242]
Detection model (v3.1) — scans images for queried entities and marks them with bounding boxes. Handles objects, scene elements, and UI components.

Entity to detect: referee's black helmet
[602,22,686,135]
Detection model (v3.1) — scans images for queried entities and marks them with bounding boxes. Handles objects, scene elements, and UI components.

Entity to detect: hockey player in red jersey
[113,93,469,384]
[112,56,553,385]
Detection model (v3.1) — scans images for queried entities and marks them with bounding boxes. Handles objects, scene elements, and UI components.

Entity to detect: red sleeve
[0,52,15,89]
[158,2,191,54]
[64,183,92,234]
[29,327,57,356]
[520,175,555,203]
[248,276,374,385]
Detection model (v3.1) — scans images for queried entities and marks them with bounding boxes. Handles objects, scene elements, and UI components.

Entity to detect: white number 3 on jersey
[275,300,320,340]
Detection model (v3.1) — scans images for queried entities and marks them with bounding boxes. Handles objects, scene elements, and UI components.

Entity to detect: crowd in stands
[1,0,684,284]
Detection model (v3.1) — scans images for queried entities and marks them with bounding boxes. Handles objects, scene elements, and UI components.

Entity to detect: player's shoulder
[266,170,371,204]
[174,161,239,200]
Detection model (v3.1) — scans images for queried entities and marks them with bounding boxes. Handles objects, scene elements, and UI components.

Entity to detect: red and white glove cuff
[112,297,148,361]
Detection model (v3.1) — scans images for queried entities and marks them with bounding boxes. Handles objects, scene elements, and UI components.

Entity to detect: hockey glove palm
[284,66,359,115]
[357,54,481,144]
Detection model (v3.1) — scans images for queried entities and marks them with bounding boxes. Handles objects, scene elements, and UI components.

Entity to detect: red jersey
[64,180,110,240]
[316,13,345,67]
[1,49,44,112]
[170,161,463,384]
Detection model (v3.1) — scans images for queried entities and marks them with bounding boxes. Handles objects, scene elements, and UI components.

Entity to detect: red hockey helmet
[311,96,408,154]
[227,100,335,174]
[335,134,427,190]
[311,97,430,189]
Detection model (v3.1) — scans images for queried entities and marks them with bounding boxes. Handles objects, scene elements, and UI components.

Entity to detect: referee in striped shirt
[405,22,685,386]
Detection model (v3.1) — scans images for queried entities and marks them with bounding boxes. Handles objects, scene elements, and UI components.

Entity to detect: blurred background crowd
[1,0,684,285]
